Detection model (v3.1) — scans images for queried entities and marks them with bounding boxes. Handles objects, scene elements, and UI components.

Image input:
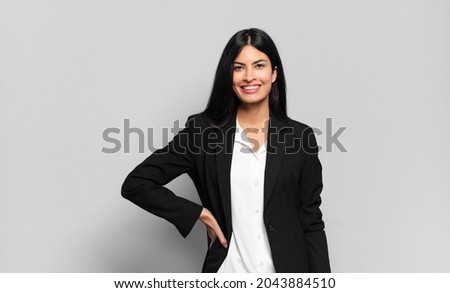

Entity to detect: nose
[243,68,255,82]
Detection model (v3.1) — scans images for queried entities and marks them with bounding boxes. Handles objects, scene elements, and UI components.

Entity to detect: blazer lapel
[215,116,236,239]
[264,114,290,210]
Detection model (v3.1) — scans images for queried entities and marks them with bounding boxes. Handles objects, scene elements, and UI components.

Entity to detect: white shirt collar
[235,117,267,155]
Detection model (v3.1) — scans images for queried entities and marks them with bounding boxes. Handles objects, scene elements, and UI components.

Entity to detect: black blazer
[121,112,331,273]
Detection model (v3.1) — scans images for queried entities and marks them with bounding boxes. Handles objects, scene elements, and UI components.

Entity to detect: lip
[240,84,261,94]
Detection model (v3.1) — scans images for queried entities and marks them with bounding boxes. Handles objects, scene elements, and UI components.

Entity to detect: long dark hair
[203,28,287,126]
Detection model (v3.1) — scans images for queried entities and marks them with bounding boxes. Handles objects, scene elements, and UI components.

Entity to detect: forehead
[234,45,270,62]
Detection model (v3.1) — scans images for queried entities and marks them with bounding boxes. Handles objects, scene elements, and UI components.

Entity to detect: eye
[233,65,244,71]
[255,63,265,69]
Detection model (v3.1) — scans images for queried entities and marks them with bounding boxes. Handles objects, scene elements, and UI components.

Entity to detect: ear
[272,66,277,83]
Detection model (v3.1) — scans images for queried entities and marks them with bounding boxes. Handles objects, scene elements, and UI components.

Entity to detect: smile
[241,85,261,94]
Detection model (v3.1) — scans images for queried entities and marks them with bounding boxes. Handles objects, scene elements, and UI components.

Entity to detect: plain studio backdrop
[1,0,449,273]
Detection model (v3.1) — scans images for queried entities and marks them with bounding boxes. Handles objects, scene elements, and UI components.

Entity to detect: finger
[207,228,217,248]
[207,228,216,241]
[212,223,228,248]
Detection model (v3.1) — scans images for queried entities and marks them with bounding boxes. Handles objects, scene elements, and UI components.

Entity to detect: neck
[237,99,270,127]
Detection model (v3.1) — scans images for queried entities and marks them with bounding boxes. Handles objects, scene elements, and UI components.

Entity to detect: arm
[298,127,331,272]
[121,117,203,238]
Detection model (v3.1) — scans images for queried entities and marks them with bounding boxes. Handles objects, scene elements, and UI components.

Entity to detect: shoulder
[280,116,315,137]
[280,116,319,154]
[185,112,234,133]
[185,112,214,129]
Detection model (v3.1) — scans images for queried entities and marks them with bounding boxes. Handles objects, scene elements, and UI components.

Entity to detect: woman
[121,28,331,273]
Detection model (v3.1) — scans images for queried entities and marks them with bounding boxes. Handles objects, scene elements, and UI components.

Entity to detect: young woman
[121,28,331,273]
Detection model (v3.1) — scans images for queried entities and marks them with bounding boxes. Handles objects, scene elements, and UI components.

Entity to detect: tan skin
[199,45,277,248]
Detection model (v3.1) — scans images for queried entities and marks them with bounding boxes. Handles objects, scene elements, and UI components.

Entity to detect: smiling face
[232,45,277,107]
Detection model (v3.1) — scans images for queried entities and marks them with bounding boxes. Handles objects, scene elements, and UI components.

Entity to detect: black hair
[203,28,287,126]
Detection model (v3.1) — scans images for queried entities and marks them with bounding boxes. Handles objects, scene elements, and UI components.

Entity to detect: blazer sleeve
[298,127,331,272]
[121,116,203,238]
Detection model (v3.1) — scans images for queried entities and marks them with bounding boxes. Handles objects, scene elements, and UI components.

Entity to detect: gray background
[1,0,449,272]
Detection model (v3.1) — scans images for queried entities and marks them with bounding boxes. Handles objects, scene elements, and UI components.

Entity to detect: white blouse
[217,118,275,273]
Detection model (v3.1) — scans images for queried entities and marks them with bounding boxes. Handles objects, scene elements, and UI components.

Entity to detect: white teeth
[243,85,259,90]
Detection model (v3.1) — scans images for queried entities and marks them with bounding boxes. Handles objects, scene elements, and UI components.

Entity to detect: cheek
[232,76,240,95]
[262,72,274,92]
[259,70,274,83]
[232,73,240,87]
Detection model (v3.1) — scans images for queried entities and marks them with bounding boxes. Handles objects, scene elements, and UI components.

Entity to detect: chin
[237,96,268,105]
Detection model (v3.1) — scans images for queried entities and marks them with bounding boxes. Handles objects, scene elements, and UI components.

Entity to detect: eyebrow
[234,59,268,65]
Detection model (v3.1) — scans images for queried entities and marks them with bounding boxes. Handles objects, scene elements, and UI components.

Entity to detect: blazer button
[268,224,275,232]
